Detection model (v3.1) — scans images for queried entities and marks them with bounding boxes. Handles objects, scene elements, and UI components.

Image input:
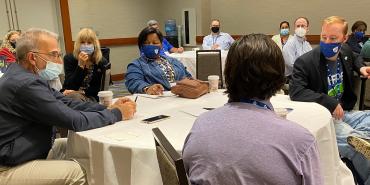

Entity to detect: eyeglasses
[31,51,63,59]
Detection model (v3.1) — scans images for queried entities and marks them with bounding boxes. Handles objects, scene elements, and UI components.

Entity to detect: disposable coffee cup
[275,108,288,119]
[208,75,220,92]
[98,91,113,106]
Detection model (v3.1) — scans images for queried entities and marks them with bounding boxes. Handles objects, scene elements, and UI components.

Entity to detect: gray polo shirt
[182,102,323,185]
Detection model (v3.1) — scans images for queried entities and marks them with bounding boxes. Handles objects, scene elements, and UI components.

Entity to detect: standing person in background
[272,21,293,50]
[63,28,109,101]
[147,19,184,54]
[0,30,20,63]
[283,17,312,78]
[202,19,235,50]
[347,20,369,54]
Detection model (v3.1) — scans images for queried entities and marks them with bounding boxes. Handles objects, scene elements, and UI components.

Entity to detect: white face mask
[295,27,307,37]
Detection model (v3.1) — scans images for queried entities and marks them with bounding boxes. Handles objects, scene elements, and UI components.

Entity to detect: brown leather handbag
[171,78,209,99]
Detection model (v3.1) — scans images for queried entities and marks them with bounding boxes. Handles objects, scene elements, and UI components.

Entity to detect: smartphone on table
[142,115,170,124]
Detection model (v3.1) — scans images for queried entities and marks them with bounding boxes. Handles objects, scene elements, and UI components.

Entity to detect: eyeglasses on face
[30,51,63,59]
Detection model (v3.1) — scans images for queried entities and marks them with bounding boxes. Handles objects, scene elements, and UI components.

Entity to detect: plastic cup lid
[274,108,288,115]
[98,91,113,97]
[208,75,220,80]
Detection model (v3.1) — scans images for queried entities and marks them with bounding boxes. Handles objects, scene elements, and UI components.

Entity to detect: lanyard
[240,98,272,111]
[212,35,219,45]
[326,58,342,100]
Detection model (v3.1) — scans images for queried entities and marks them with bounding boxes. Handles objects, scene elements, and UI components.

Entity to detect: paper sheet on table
[180,106,209,117]
[137,91,175,99]
[104,131,139,141]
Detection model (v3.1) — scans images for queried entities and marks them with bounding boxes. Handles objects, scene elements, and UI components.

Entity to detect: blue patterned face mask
[80,44,95,55]
[280,28,289,36]
[354,31,365,40]
[320,41,341,58]
[141,45,161,59]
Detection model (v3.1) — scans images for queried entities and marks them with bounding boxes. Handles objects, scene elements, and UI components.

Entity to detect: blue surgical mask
[280,28,289,36]
[320,41,341,58]
[141,45,161,59]
[354,31,365,40]
[36,56,63,80]
[80,44,95,55]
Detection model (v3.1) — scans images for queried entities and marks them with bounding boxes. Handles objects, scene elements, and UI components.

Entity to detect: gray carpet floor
[108,80,131,98]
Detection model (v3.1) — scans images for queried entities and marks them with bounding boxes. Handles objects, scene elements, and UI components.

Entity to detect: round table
[67,91,355,185]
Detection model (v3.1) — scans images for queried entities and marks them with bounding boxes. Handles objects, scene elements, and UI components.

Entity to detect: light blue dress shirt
[282,34,312,76]
[202,32,234,50]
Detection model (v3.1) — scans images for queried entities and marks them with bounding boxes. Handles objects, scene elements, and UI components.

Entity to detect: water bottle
[165,20,177,36]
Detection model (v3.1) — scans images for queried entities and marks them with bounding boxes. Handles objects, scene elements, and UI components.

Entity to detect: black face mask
[211,26,220,33]
[10,42,16,49]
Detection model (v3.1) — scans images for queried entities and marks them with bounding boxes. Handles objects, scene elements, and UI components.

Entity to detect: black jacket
[63,54,109,101]
[346,34,369,54]
[289,44,364,113]
[0,63,121,166]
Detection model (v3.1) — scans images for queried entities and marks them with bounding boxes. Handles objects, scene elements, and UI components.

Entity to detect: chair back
[100,47,111,91]
[196,50,223,87]
[152,128,189,185]
[100,68,111,91]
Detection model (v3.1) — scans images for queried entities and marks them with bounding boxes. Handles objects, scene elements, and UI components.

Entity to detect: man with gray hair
[147,19,184,54]
[0,28,136,184]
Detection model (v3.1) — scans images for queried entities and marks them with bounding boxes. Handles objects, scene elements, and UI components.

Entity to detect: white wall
[68,0,162,75]
[0,0,63,50]
[210,0,370,35]
[4,0,369,75]
[68,0,211,75]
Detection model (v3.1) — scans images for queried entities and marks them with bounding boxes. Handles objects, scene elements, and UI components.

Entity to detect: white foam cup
[208,75,220,92]
[98,91,113,106]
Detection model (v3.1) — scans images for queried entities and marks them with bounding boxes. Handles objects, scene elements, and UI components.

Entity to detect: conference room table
[66,91,355,185]
[168,50,228,77]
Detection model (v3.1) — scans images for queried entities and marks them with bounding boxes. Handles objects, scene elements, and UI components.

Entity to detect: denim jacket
[125,55,192,94]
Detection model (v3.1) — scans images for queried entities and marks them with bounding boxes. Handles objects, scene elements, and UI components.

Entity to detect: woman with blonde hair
[62,28,109,101]
[0,30,20,63]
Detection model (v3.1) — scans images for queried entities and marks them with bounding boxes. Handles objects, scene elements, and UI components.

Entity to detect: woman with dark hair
[182,34,323,185]
[272,21,292,50]
[347,20,369,54]
[125,27,191,95]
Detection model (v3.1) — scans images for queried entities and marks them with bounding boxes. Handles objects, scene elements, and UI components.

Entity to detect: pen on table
[134,96,138,102]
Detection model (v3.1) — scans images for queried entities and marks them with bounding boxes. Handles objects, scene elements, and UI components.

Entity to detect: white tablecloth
[67,91,355,185]
[168,50,228,78]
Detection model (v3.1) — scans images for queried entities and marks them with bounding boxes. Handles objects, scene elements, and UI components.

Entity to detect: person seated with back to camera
[183,34,323,185]
[62,28,109,102]
[125,27,192,95]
